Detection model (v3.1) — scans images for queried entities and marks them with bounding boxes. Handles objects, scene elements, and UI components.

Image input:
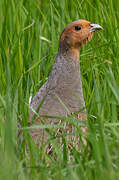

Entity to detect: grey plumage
[29,50,86,121]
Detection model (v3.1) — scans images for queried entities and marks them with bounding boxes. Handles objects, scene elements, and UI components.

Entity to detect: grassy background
[0,0,119,179]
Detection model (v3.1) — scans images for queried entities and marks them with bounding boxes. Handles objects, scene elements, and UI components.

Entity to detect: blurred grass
[0,0,119,179]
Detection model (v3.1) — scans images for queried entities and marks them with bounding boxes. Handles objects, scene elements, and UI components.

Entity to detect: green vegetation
[0,0,119,179]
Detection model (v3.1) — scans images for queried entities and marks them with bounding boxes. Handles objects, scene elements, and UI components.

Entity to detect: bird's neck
[58,41,81,60]
[53,45,82,89]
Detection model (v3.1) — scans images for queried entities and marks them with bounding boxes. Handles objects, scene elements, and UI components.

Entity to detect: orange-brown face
[60,20,103,49]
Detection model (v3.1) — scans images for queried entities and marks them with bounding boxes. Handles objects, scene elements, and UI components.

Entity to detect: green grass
[0,0,119,179]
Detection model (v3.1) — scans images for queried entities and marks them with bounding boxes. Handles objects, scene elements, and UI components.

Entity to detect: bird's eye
[75,26,81,31]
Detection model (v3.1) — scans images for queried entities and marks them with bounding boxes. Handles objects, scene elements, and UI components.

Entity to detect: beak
[89,24,103,32]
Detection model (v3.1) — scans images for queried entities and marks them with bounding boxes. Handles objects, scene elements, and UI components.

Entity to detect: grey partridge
[29,19,103,149]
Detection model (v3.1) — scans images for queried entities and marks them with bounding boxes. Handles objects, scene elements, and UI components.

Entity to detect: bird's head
[59,19,103,58]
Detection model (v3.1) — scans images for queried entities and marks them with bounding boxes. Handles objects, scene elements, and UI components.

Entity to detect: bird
[29,19,103,151]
